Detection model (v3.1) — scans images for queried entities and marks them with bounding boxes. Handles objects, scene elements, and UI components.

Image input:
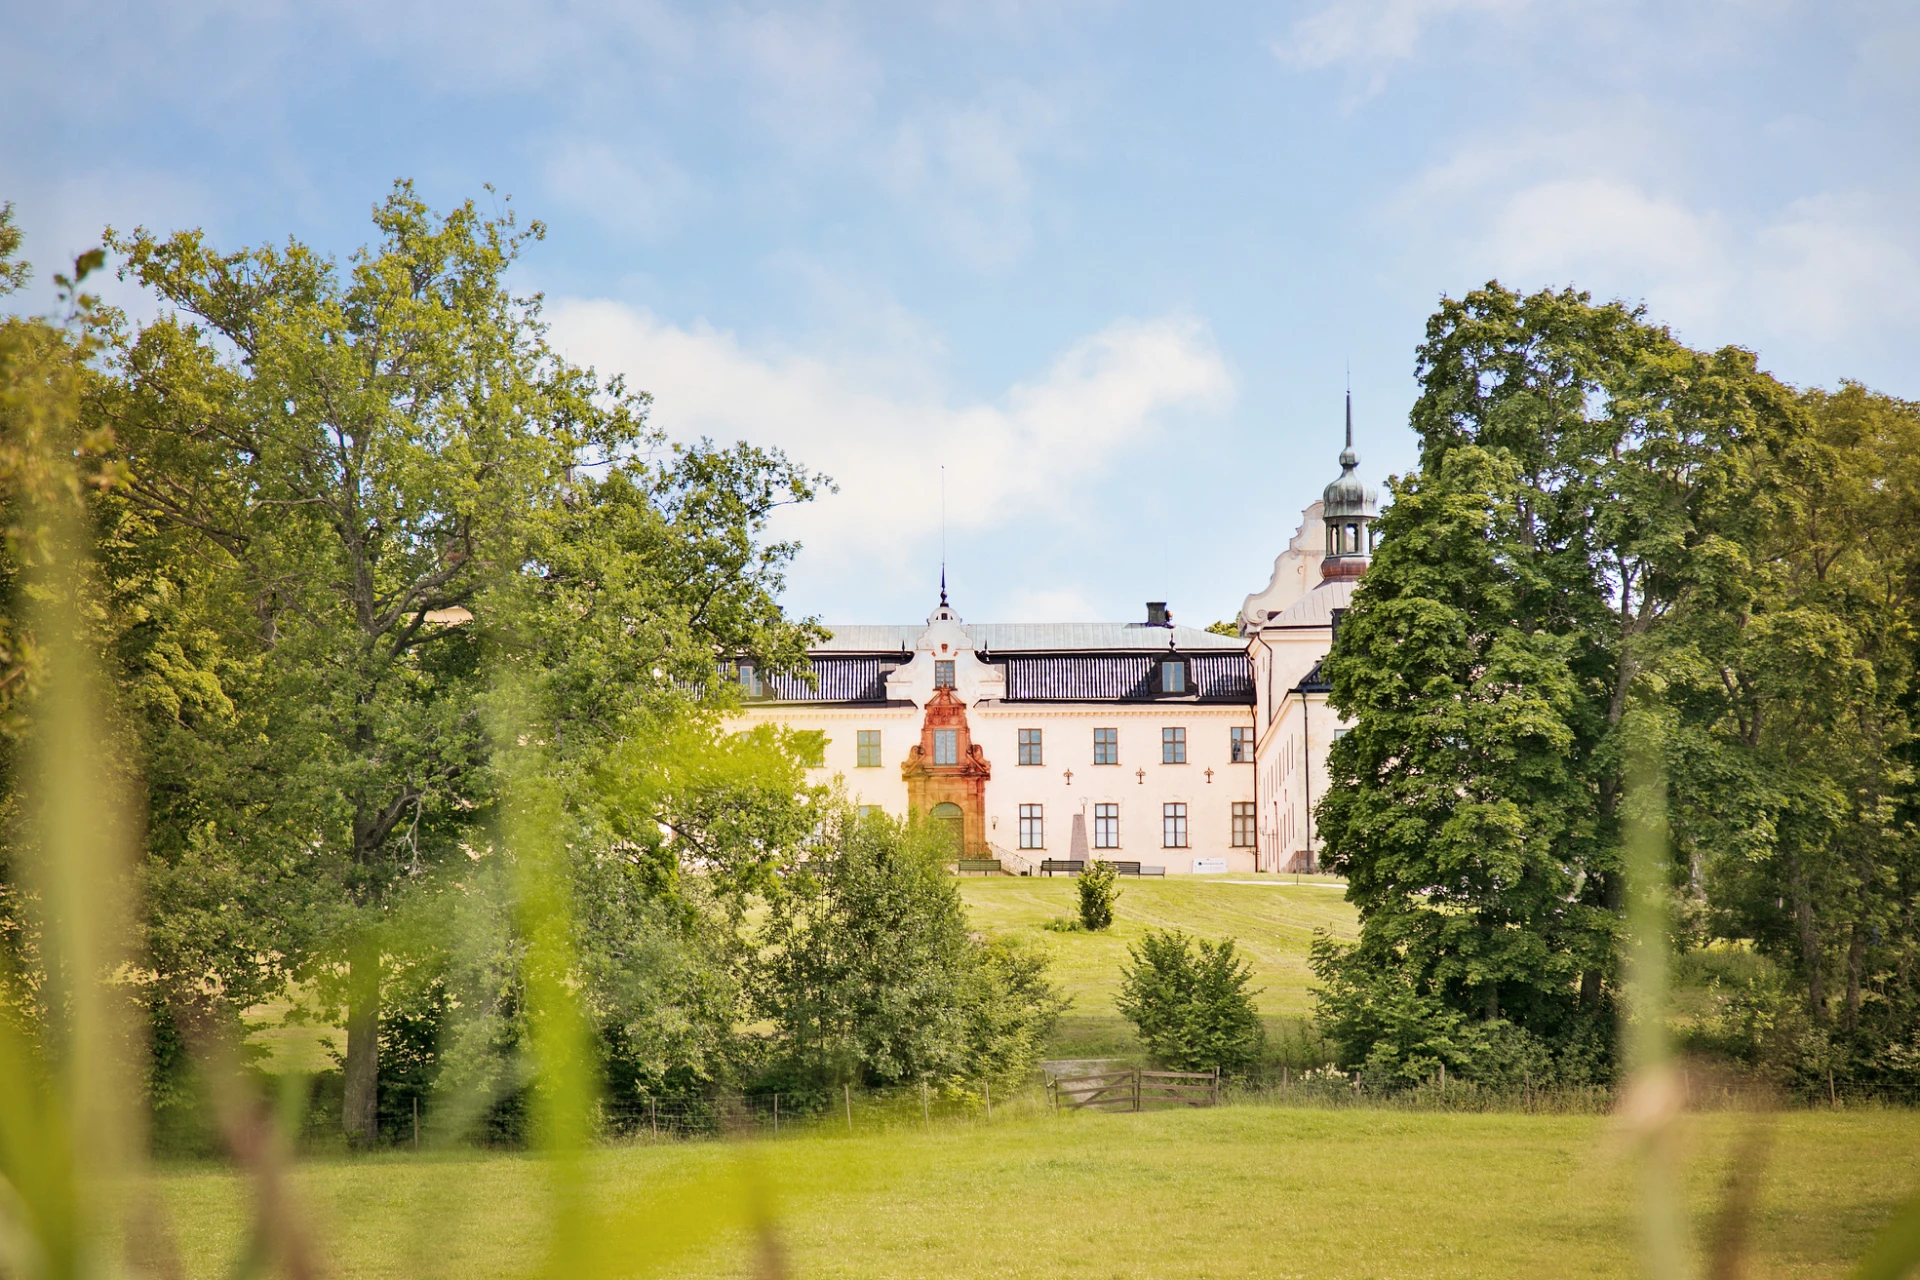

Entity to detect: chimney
[1146,601,1169,627]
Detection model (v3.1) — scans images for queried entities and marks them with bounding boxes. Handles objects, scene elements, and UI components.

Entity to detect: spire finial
[940,563,948,608]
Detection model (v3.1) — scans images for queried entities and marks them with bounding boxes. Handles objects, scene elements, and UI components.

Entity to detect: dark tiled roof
[1294,659,1332,694]
[1191,653,1256,701]
[816,622,1245,652]
[1003,653,1253,704]
[766,656,898,703]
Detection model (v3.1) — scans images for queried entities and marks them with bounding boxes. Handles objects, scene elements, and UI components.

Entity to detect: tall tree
[103,183,822,1139]
[1314,283,1796,1082]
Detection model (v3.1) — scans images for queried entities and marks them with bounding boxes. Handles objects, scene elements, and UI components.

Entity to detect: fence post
[845,1083,853,1134]
[773,1093,780,1136]
[650,1096,657,1137]
[1212,1067,1219,1107]
[922,1080,929,1127]
[1132,1068,1141,1113]
[985,1080,991,1121]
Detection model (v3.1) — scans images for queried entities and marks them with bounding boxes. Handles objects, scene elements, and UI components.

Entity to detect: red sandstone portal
[900,686,992,856]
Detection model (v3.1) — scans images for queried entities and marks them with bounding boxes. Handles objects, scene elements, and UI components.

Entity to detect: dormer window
[1161,659,1187,694]
[738,661,763,698]
[934,660,956,689]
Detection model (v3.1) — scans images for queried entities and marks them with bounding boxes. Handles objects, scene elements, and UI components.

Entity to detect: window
[934,659,956,688]
[1162,726,1187,764]
[737,661,763,697]
[1094,803,1120,849]
[1094,727,1118,765]
[856,730,882,768]
[1232,801,1255,847]
[1163,802,1189,848]
[933,728,958,765]
[1019,804,1044,850]
[857,804,881,820]
[1231,726,1253,763]
[1161,660,1187,694]
[1018,728,1043,766]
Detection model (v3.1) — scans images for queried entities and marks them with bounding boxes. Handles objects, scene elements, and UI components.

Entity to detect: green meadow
[159,1104,1920,1279]
[954,872,1358,1057]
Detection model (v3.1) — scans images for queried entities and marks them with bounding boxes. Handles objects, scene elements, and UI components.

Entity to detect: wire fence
[599,1078,1051,1142]
[499,1064,1920,1151]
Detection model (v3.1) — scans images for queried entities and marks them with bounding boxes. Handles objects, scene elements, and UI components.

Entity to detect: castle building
[732,587,1258,874]
[735,404,1376,876]
[1240,393,1378,872]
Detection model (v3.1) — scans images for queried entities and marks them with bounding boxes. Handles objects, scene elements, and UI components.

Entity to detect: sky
[5,1,1916,628]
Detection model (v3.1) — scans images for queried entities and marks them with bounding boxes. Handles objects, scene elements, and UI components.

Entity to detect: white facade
[734,598,1259,874]
[1241,405,1379,872]
[739,422,1376,878]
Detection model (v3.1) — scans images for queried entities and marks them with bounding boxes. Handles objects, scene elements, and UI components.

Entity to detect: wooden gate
[1048,1068,1219,1111]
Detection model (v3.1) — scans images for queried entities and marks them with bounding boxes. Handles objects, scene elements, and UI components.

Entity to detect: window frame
[1231,801,1255,847]
[1017,728,1043,766]
[1094,802,1120,850]
[932,728,959,766]
[1162,726,1187,764]
[1018,803,1044,850]
[737,660,763,698]
[1230,725,1252,763]
[934,659,956,689]
[856,729,882,768]
[1093,727,1118,766]
[1161,659,1187,694]
[1162,802,1189,849]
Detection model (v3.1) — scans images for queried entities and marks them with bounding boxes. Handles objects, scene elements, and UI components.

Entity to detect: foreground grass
[161,1104,1918,1279]
[956,874,1357,1056]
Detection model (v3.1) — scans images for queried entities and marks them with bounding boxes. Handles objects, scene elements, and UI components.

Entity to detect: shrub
[1077,859,1119,931]
[1117,928,1264,1074]
[755,805,1067,1090]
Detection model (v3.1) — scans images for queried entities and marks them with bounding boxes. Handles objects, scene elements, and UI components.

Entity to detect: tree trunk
[1789,857,1825,1024]
[1843,921,1865,1033]
[1580,968,1602,1006]
[343,938,381,1144]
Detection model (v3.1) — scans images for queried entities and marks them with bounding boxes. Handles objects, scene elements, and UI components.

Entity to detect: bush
[755,805,1067,1090]
[1312,935,1613,1090]
[1077,859,1119,931]
[1117,928,1264,1074]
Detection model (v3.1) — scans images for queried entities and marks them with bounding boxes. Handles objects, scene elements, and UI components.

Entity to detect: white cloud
[1275,0,1534,72]
[542,137,700,241]
[879,88,1063,269]
[1390,123,1920,355]
[546,299,1233,590]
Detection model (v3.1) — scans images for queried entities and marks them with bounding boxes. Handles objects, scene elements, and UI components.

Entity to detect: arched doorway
[929,802,964,854]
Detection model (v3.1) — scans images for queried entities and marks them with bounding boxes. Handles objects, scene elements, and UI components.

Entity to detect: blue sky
[7,1,1916,627]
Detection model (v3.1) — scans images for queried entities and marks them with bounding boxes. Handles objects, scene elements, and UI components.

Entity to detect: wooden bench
[955,858,1003,875]
[1039,859,1085,876]
[1107,861,1142,876]
[1140,865,1166,877]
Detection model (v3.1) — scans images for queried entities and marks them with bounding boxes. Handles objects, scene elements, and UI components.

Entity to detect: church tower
[1319,390,1378,584]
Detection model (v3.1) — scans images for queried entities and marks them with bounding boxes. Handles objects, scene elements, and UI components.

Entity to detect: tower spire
[1345,386,1353,449]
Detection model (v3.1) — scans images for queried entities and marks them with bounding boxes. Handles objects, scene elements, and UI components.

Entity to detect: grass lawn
[955,873,1357,1057]
[159,1103,1920,1279]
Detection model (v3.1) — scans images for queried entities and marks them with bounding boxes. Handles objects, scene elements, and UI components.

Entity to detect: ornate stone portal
[901,686,992,855]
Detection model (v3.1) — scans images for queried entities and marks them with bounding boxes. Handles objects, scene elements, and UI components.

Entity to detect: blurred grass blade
[0,310,144,1277]
[1621,717,1688,1280]
[1854,1194,1920,1280]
